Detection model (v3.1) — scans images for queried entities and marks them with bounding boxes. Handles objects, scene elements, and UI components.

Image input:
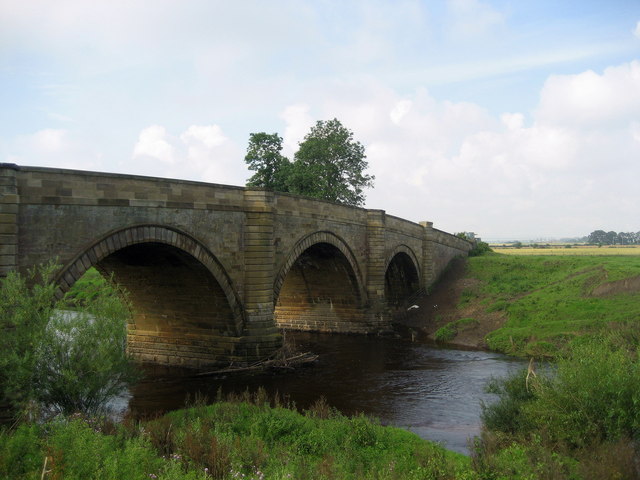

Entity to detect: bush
[481,369,536,435]
[478,334,640,478]
[0,423,43,477]
[527,335,640,447]
[0,263,138,418]
[469,241,493,257]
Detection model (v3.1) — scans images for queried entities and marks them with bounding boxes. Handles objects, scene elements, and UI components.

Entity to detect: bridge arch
[274,231,366,302]
[384,244,421,309]
[274,231,368,332]
[55,225,244,336]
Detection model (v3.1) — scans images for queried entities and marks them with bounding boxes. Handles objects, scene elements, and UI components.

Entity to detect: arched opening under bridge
[385,251,420,317]
[275,242,366,333]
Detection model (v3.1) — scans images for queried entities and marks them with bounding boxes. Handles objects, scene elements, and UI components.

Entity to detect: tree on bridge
[244,118,375,207]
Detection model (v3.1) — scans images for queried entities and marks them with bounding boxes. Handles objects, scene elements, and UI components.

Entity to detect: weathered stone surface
[3,164,473,368]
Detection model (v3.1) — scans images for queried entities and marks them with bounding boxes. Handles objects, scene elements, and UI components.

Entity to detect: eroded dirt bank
[393,257,506,349]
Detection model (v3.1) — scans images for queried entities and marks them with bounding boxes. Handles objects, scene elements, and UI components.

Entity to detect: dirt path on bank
[394,257,507,349]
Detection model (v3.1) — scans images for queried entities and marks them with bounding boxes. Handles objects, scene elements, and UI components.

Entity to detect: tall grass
[475,333,640,479]
[0,391,473,479]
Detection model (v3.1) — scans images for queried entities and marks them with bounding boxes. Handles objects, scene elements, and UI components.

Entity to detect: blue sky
[2,0,639,240]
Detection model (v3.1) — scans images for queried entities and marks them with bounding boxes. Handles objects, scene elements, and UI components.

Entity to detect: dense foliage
[0,264,138,419]
[475,334,640,479]
[587,229,640,245]
[0,395,472,480]
[244,119,375,207]
[245,132,291,192]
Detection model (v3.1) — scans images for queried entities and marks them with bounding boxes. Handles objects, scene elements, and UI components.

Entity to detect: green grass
[0,398,474,480]
[465,254,640,356]
[434,318,479,343]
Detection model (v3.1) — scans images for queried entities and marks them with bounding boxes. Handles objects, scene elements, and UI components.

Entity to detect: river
[125,332,523,454]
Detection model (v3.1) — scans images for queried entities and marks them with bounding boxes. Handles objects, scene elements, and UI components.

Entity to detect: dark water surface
[127,332,523,454]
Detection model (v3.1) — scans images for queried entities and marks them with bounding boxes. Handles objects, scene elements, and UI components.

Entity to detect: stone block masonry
[0,165,19,277]
[2,164,474,368]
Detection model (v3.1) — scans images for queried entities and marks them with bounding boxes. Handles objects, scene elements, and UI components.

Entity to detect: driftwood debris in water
[193,352,319,377]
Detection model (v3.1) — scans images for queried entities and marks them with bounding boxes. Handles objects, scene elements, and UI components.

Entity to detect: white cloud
[390,100,413,125]
[5,129,102,170]
[132,126,176,165]
[446,0,505,39]
[129,124,246,185]
[284,60,640,237]
[631,122,640,143]
[280,104,314,158]
[180,125,226,149]
[634,21,640,39]
[501,113,524,131]
[31,129,68,152]
[536,61,640,129]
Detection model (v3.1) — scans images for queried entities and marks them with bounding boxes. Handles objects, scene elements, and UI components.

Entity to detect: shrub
[0,263,138,418]
[478,333,640,479]
[0,423,43,477]
[481,369,536,435]
[527,335,640,447]
[469,241,493,257]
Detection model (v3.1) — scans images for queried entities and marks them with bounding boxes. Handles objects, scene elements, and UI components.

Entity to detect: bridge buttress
[365,210,390,326]
[420,221,437,289]
[0,164,19,277]
[241,189,281,358]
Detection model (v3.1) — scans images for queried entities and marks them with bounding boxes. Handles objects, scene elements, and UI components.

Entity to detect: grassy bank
[1,394,473,480]
[449,253,640,357]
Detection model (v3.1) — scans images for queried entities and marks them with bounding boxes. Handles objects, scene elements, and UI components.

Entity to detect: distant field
[491,245,640,255]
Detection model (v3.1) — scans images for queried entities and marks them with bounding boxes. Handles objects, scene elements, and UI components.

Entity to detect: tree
[605,231,618,245]
[244,132,292,191]
[244,119,375,207]
[0,263,138,418]
[291,119,374,206]
[587,230,607,245]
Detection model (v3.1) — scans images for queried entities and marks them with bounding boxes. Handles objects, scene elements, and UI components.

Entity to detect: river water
[126,332,523,454]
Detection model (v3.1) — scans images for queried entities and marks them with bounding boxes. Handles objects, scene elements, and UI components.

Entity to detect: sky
[2,0,639,241]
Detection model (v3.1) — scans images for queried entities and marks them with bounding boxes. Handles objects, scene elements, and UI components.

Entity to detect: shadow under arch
[273,231,369,333]
[274,230,367,305]
[384,244,421,282]
[55,224,244,335]
[384,244,422,309]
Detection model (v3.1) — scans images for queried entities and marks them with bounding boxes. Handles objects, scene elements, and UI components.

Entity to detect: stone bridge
[0,164,473,368]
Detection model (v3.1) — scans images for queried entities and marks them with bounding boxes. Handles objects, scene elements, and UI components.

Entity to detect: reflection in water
[128,332,522,454]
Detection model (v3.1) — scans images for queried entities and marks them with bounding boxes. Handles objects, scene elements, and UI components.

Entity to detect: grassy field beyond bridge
[454,252,640,357]
[491,244,640,256]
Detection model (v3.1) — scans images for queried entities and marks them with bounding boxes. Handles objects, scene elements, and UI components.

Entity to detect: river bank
[395,256,506,350]
[398,254,640,357]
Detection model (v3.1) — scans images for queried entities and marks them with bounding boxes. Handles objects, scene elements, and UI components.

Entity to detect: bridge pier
[366,210,391,327]
[239,189,281,360]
